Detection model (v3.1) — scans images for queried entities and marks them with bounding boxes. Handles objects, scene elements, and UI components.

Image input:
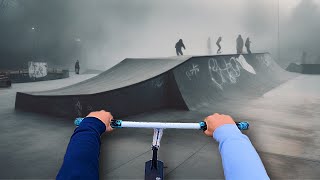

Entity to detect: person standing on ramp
[245,37,252,54]
[236,35,244,54]
[216,36,222,54]
[175,39,186,56]
[207,37,212,55]
[75,60,80,74]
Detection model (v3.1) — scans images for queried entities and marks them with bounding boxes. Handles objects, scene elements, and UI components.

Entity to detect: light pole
[277,0,280,61]
[31,26,36,60]
[30,26,40,61]
[74,37,81,60]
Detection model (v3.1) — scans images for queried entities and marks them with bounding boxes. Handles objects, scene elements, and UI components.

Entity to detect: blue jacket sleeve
[56,117,106,180]
[213,124,270,180]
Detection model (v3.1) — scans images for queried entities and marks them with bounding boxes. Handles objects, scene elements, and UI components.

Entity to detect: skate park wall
[15,53,296,118]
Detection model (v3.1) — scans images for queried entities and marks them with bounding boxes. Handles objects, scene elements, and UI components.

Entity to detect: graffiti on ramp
[208,55,256,90]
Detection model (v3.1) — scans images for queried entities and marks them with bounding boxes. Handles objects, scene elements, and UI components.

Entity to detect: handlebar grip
[74,118,122,128]
[199,121,249,131]
[236,122,250,130]
[74,118,83,126]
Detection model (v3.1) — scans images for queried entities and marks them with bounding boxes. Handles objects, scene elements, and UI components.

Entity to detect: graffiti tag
[186,64,200,80]
[152,78,164,88]
[28,62,48,78]
[208,55,256,90]
[75,100,82,116]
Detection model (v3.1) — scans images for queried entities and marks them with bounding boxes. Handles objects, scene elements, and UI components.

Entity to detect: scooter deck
[145,160,164,180]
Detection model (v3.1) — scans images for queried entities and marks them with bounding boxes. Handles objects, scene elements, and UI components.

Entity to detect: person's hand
[86,110,113,132]
[204,113,235,137]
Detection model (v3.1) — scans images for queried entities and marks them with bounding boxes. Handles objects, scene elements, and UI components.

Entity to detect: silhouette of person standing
[301,51,307,64]
[207,37,212,55]
[216,36,222,54]
[75,60,80,74]
[245,37,252,54]
[175,39,186,56]
[236,35,244,54]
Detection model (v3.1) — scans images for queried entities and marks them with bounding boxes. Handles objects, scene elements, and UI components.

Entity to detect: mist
[0,0,319,70]
[244,0,320,67]
[280,0,320,65]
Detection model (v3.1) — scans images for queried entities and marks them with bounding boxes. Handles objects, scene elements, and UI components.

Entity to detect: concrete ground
[1,74,320,179]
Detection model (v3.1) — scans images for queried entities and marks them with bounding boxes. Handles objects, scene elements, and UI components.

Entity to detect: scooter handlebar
[74,118,249,130]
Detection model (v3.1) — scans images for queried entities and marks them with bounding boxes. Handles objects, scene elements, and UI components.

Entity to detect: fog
[280,0,320,65]
[0,0,319,70]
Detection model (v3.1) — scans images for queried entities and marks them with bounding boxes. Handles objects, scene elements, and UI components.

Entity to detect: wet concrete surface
[1,74,320,179]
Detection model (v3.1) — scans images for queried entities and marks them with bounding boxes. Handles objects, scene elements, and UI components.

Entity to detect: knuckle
[225,115,232,120]
[213,113,220,117]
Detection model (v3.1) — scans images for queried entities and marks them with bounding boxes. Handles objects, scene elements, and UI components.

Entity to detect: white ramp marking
[236,55,256,74]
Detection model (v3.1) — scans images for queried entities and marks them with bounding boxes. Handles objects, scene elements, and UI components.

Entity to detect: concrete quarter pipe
[15,53,295,118]
[173,53,295,111]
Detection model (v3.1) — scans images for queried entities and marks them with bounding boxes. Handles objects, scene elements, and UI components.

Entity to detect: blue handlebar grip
[74,118,83,126]
[199,121,249,131]
[199,121,207,131]
[74,118,122,128]
[236,122,249,130]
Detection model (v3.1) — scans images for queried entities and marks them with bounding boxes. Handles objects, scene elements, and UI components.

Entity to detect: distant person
[75,60,80,74]
[175,39,186,56]
[216,36,222,54]
[57,110,269,180]
[245,37,252,54]
[236,35,244,54]
[301,51,307,64]
[207,37,212,55]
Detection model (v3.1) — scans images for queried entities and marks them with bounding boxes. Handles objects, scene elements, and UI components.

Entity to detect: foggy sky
[244,0,320,66]
[0,0,319,70]
[280,0,320,64]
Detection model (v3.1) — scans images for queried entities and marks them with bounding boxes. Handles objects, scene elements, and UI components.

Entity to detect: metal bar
[121,121,200,129]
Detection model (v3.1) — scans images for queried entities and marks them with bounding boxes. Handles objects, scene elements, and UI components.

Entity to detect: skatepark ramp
[172,53,295,112]
[15,53,295,118]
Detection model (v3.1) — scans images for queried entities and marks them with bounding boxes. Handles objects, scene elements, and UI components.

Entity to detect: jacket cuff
[213,124,242,143]
[80,117,106,135]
